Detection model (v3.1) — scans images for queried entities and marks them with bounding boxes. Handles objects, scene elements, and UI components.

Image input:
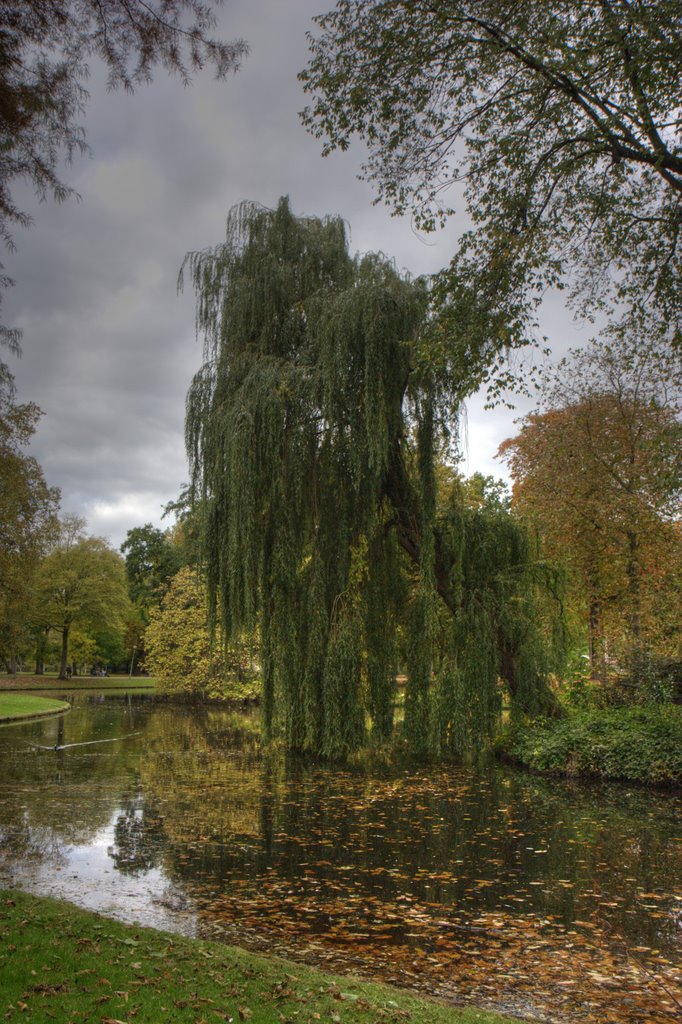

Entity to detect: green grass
[0,694,69,722]
[0,890,518,1024]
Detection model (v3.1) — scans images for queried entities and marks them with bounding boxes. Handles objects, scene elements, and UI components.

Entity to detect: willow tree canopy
[184,198,561,759]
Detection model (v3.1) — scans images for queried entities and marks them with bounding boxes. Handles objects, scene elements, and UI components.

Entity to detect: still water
[1,695,680,1022]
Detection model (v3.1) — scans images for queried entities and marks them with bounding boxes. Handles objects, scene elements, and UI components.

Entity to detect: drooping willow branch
[184,198,564,759]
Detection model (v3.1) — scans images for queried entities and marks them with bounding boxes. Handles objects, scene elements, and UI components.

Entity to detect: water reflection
[0,696,680,1023]
[108,785,166,876]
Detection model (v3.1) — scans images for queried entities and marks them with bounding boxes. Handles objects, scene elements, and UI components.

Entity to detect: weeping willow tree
[184,197,562,760]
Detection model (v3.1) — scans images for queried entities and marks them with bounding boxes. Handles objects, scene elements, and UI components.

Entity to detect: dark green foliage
[121,523,183,618]
[430,506,561,758]
[185,198,563,759]
[502,706,682,786]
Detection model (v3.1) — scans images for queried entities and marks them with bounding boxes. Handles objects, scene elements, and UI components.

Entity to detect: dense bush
[500,705,682,786]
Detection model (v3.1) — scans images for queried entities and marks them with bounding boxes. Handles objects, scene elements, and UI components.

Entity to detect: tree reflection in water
[108,782,166,876]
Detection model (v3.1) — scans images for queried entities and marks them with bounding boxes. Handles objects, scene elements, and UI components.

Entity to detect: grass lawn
[0,890,519,1024]
[0,693,69,722]
[0,673,156,692]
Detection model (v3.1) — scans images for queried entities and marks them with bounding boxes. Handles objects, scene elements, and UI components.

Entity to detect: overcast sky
[5,0,589,549]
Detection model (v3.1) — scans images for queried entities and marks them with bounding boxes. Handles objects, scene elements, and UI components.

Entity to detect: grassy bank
[0,694,69,722]
[500,704,682,786]
[0,673,156,692]
[0,890,516,1024]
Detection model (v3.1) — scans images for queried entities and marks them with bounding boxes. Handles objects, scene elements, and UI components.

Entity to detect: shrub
[500,705,682,785]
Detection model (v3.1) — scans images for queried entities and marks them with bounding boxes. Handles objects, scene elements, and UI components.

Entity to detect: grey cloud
[4,0,584,548]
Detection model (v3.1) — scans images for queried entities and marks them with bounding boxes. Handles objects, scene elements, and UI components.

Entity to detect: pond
[1,694,680,1024]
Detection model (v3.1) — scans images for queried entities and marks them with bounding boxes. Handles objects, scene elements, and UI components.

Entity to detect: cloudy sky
[6,0,588,548]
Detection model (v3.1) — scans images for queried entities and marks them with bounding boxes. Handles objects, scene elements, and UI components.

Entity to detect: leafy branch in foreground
[301,1,682,365]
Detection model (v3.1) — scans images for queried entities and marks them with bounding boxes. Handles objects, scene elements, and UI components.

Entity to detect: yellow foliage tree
[144,567,258,700]
[499,341,682,680]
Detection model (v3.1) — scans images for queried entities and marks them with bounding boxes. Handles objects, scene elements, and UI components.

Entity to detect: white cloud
[86,493,173,546]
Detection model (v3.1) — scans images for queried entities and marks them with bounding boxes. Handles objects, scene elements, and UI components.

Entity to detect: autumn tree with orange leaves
[499,340,682,683]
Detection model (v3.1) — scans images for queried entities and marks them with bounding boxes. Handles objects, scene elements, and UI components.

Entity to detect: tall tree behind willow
[499,339,682,680]
[184,198,562,759]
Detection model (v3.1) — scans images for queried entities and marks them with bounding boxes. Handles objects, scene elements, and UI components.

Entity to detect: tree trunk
[588,582,606,685]
[34,627,48,675]
[626,530,642,649]
[500,638,563,718]
[58,625,70,680]
[384,439,455,612]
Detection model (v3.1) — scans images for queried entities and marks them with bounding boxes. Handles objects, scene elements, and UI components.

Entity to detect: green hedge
[500,705,682,785]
